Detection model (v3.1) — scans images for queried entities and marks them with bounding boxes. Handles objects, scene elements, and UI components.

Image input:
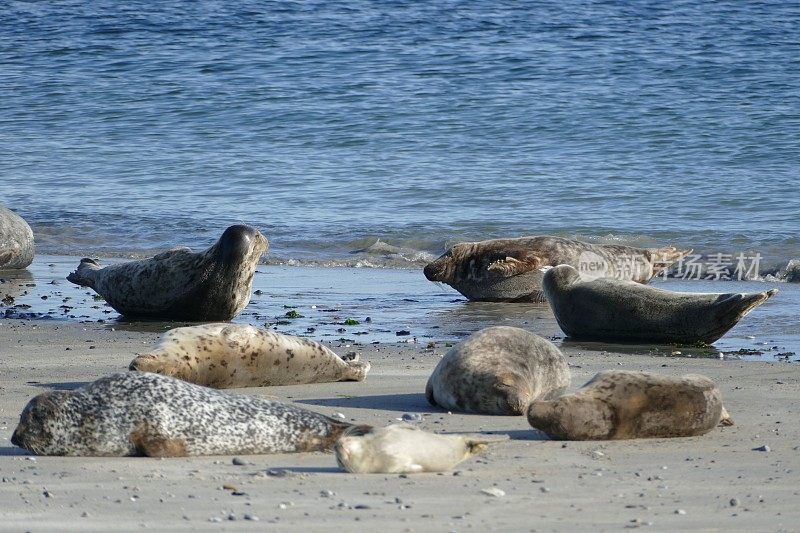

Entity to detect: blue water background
[1,0,798,265]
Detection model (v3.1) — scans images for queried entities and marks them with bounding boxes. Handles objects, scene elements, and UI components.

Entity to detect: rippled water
[2,0,799,269]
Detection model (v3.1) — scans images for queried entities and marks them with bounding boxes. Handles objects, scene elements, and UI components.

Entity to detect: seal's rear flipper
[464,433,510,456]
[0,248,19,266]
[66,258,101,288]
[649,246,692,276]
[718,406,734,427]
[343,360,371,382]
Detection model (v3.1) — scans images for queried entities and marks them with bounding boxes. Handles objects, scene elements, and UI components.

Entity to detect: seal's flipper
[0,248,19,266]
[464,434,510,456]
[649,246,692,276]
[66,258,101,288]
[343,360,371,382]
[719,406,734,427]
[487,255,540,277]
[129,422,188,457]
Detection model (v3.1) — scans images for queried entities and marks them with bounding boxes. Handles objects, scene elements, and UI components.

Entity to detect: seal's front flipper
[487,254,540,277]
[128,422,188,457]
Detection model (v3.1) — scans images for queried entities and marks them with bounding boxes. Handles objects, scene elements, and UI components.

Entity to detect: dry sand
[1,319,798,532]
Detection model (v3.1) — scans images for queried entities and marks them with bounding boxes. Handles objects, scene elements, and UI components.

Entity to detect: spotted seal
[527,370,733,440]
[335,423,509,474]
[11,372,370,456]
[423,235,689,302]
[66,225,268,321]
[0,206,34,270]
[129,323,370,388]
[425,326,570,415]
[543,264,778,344]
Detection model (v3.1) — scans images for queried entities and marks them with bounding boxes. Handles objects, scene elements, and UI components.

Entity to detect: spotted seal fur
[527,370,733,440]
[423,235,689,302]
[335,423,509,474]
[129,323,370,388]
[11,372,370,456]
[0,206,34,270]
[66,225,268,321]
[425,326,570,415]
[543,264,778,344]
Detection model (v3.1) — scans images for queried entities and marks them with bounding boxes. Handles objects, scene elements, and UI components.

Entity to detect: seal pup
[423,236,689,302]
[335,423,509,474]
[0,206,34,270]
[425,326,570,415]
[527,370,733,440]
[129,323,370,388]
[543,264,778,344]
[66,225,268,321]
[11,372,370,457]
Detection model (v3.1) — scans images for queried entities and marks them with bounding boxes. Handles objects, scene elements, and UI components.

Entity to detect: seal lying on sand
[426,326,570,415]
[0,206,34,270]
[129,323,370,388]
[335,423,509,474]
[11,372,369,456]
[66,225,268,321]
[423,236,689,302]
[543,264,778,344]
[527,370,733,440]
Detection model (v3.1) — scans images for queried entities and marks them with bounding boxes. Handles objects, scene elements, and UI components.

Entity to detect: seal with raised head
[527,370,733,440]
[335,423,509,474]
[543,264,778,344]
[66,225,268,321]
[425,326,570,415]
[0,206,34,270]
[11,372,370,457]
[423,235,689,302]
[129,323,371,388]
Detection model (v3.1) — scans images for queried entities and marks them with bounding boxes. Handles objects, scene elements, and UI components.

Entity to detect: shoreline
[1,320,799,531]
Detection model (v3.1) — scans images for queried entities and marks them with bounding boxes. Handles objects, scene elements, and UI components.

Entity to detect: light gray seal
[425,326,570,415]
[527,370,733,440]
[335,423,509,474]
[11,372,370,457]
[66,225,268,321]
[423,235,689,302]
[129,323,370,388]
[543,264,778,344]
[0,206,34,270]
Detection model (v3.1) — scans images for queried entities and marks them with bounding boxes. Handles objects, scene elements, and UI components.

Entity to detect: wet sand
[1,319,798,532]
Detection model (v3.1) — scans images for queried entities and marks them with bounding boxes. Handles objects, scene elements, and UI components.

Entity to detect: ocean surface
[1,0,799,271]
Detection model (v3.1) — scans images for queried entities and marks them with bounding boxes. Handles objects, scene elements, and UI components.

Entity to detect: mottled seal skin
[0,206,34,270]
[527,370,733,440]
[425,326,570,415]
[543,264,778,344]
[66,225,268,321]
[423,236,689,302]
[129,323,371,388]
[11,372,370,457]
[335,423,509,474]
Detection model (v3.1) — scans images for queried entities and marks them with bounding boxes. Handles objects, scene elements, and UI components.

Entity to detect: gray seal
[423,235,689,302]
[0,206,34,270]
[129,323,370,388]
[527,370,733,440]
[11,372,370,457]
[66,225,268,321]
[543,264,778,344]
[425,326,570,415]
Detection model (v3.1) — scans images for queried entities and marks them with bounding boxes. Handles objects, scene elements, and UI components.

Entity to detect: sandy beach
[1,318,798,532]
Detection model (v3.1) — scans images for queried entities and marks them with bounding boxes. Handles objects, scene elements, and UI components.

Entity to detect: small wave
[762,259,800,283]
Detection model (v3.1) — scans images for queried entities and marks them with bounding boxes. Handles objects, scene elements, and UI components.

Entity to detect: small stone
[208,516,223,523]
[267,469,292,477]
[334,412,346,419]
[401,413,423,423]
[227,513,237,521]
[232,457,248,466]
[396,330,411,336]
[730,498,740,507]
[243,514,259,521]
[481,487,505,498]
[753,445,771,452]
[671,351,681,356]
[540,487,550,493]
[320,490,335,498]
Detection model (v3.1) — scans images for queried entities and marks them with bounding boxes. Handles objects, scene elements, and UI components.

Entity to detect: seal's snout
[10,426,22,447]
[424,259,448,281]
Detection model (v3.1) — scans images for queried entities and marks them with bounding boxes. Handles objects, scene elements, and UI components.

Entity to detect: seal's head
[12,391,72,455]
[424,243,472,282]
[216,225,269,267]
[527,396,615,441]
[543,264,582,290]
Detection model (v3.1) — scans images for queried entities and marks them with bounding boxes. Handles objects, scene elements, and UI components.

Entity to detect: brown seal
[129,323,370,388]
[527,370,733,440]
[11,372,371,457]
[66,225,268,321]
[543,264,778,344]
[0,206,34,270]
[423,235,689,302]
[425,326,570,415]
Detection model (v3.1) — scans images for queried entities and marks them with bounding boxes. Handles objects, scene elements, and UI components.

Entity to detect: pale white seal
[335,423,509,474]
[0,206,34,270]
[129,323,370,388]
